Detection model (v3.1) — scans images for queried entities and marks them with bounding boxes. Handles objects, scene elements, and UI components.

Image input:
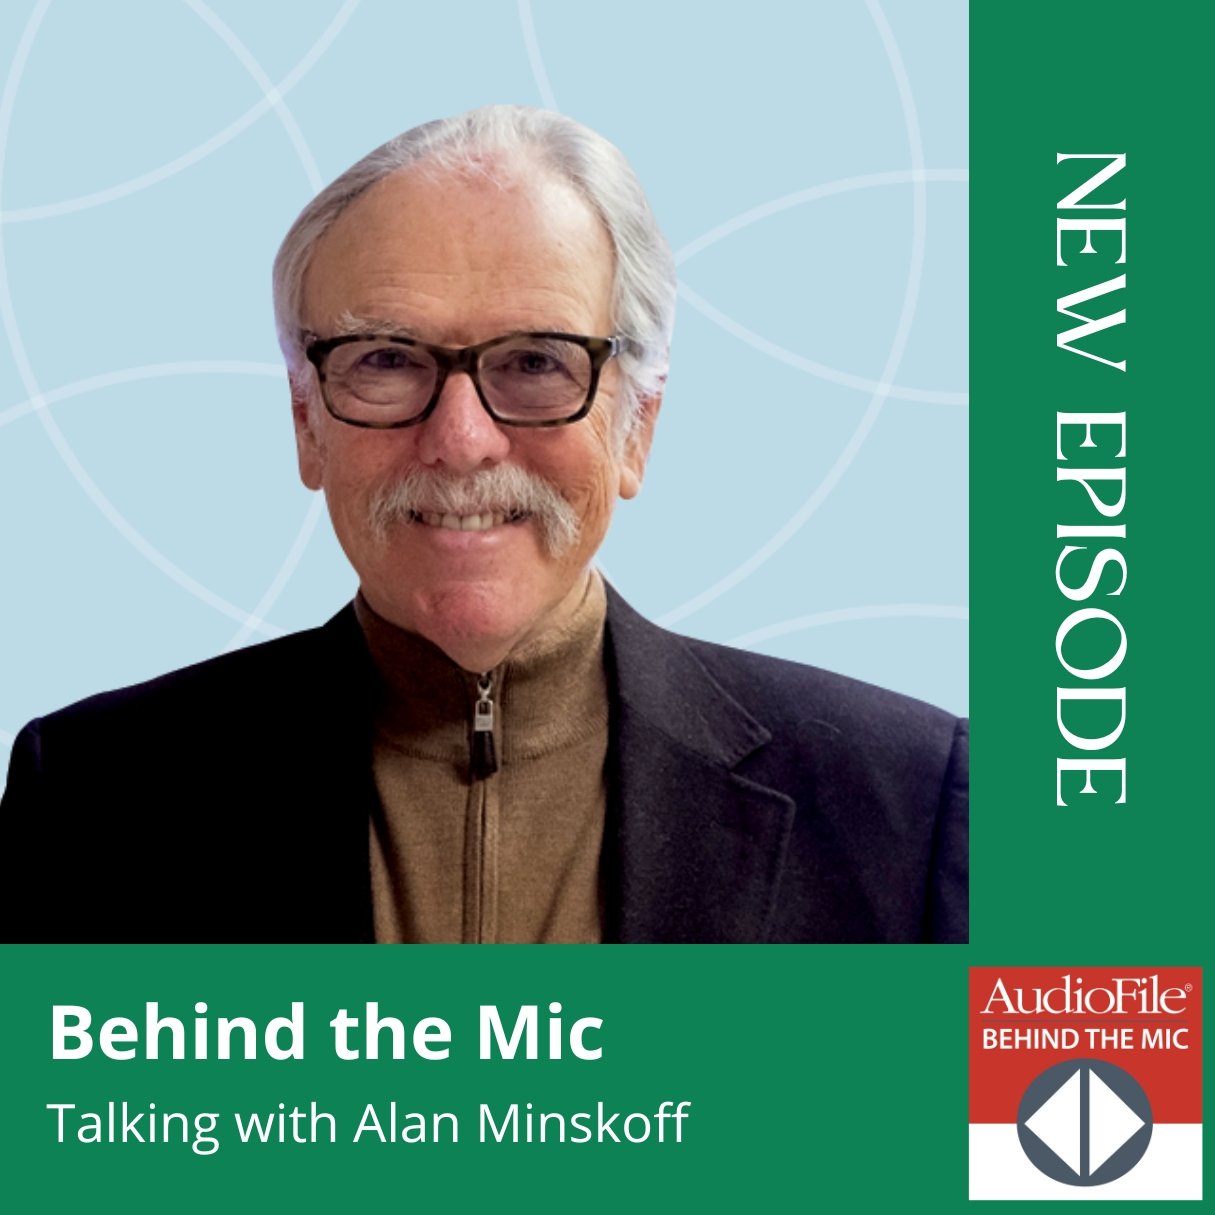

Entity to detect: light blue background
[0,0,967,770]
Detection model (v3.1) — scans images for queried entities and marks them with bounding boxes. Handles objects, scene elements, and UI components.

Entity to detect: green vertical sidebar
[971,5,1210,997]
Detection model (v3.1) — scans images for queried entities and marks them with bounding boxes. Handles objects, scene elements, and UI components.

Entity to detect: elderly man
[0,106,967,944]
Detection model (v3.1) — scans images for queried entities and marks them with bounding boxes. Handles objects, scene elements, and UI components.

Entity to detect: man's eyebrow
[332,310,423,339]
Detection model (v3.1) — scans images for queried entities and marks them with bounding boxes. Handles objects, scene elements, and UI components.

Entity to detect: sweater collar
[353,571,608,762]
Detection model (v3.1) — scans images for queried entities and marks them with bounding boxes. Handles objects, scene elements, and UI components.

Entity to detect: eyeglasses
[303,331,622,429]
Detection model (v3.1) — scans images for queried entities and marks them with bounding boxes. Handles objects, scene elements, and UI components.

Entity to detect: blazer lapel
[603,587,796,943]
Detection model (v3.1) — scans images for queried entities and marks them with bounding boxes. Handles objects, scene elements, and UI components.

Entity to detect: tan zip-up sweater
[356,573,609,943]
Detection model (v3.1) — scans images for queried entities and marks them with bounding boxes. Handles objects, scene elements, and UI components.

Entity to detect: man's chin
[417,606,537,673]
[373,571,589,673]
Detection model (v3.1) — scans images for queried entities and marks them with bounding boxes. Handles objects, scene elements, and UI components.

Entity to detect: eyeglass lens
[324,336,595,424]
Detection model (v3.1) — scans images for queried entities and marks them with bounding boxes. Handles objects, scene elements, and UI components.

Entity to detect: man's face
[295,162,659,671]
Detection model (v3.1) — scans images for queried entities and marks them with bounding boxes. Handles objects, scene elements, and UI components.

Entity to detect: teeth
[415,511,513,532]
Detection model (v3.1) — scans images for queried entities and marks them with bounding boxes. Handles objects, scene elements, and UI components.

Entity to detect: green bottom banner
[3,947,963,1207]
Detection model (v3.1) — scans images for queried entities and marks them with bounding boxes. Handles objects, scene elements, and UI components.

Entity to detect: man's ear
[618,391,662,500]
[291,377,325,491]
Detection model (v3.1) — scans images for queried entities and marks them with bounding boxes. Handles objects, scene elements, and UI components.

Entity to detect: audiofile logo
[981,972,1189,1019]
[968,967,1202,1201]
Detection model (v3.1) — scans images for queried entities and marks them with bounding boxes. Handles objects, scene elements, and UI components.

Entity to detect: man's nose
[413,370,511,472]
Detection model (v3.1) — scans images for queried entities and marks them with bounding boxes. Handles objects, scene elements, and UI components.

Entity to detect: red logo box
[969,966,1202,1199]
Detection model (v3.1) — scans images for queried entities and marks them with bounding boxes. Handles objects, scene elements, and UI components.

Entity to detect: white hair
[272,105,676,432]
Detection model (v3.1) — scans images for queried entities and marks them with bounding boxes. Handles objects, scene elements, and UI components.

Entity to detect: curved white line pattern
[728,603,968,649]
[674,169,967,265]
[222,495,326,652]
[176,0,334,649]
[185,0,324,194]
[676,169,968,406]
[0,360,286,429]
[0,3,295,640]
[3,408,287,636]
[3,2,344,650]
[517,0,558,110]
[0,359,313,654]
[679,280,965,406]
[658,0,934,628]
[0,0,357,222]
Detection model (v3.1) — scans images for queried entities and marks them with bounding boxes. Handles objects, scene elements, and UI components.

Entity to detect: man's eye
[509,350,564,375]
[359,347,417,372]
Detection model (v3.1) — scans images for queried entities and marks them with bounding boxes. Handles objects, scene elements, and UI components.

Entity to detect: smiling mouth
[407,510,529,532]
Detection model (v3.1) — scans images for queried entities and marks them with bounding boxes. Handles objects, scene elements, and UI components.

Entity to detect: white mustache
[367,466,580,557]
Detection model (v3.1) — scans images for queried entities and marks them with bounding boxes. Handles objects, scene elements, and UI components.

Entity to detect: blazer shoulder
[28,607,360,740]
[680,632,962,756]
[602,581,963,775]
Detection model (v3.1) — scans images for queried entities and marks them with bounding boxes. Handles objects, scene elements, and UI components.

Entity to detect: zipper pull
[471,675,498,780]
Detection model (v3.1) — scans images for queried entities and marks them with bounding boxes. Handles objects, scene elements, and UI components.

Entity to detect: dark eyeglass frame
[303,331,622,429]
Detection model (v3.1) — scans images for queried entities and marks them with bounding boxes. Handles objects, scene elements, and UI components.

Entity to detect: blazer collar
[602,584,796,944]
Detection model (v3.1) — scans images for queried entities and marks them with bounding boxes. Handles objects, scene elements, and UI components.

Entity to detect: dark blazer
[0,588,968,944]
